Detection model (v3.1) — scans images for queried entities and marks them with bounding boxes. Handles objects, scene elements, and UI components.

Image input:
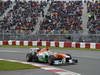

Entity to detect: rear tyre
[32,52,38,62]
[26,53,33,62]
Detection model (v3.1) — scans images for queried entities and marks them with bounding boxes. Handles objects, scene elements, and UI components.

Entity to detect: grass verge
[0,60,39,71]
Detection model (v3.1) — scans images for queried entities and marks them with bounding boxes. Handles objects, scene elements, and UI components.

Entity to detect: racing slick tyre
[48,55,56,65]
[72,59,78,63]
[65,54,78,64]
[32,52,38,62]
[66,54,72,59]
[26,53,33,62]
[65,53,72,62]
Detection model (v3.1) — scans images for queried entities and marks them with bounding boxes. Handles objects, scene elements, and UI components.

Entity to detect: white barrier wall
[1,40,100,49]
[42,41,46,46]
[80,43,85,48]
[0,41,3,45]
[59,42,64,48]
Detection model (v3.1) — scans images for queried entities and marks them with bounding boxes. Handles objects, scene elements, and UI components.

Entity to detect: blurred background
[0,0,100,43]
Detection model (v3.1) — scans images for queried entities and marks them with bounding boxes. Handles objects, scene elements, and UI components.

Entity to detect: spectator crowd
[0,1,11,16]
[0,1,46,34]
[39,1,83,34]
[0,0,84,35]
[87,1,100,34]
[2,0,100,35]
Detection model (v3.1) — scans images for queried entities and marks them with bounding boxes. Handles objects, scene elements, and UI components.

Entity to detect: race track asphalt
[0,48,100,75]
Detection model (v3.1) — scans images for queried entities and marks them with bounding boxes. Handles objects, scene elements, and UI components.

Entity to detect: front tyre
[66,54,72,59]
[48,55,56,65]
[72,59,78,63]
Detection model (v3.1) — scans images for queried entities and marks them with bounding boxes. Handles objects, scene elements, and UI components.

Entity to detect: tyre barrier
[0,40,100,49]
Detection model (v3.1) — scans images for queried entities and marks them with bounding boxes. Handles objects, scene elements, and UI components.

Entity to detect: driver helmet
[37,48,41,52]
[45,48,49,51]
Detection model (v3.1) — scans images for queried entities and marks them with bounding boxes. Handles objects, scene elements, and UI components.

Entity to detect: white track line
[0,58,81,75]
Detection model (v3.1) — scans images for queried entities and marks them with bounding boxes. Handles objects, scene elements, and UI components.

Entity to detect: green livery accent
[39,58,48,62]
[38,54,48,62]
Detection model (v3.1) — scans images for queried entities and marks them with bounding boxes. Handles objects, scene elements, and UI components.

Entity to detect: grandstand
[0,0,100,42]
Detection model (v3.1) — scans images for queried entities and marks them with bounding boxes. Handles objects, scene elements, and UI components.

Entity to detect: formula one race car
[26,48,78,65]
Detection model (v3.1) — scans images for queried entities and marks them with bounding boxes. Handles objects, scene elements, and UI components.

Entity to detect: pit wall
[0,40,100,49]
